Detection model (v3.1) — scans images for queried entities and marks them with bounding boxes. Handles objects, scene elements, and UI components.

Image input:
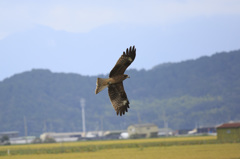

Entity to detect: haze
[1,0,240,81]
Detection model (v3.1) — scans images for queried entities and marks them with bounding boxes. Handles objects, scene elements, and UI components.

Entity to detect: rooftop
[217,122,240,128]
[129,123,157,128]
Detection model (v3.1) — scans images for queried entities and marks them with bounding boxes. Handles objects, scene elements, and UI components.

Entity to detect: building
[217,122,240,142]
[103,130,125,139]
[188,127,216,135]
[40,132,82,142]
[197,127,216,134]
[40,131,107,142]
[128,123,158,138]
[10,136,36,144]
[158,128,173,136]
[0,131,19,138]
[119,132,129,139]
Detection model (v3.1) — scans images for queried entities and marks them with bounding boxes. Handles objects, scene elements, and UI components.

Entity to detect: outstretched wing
[108,83,130,116]
[109,46,136,77]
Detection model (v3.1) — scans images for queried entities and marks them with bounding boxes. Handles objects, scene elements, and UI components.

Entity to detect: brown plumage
[95,46,136,116]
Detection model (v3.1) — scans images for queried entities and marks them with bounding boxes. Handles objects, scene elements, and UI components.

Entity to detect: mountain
[1,49,240,136]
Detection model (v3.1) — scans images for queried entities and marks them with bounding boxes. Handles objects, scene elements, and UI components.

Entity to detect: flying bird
[95,46,136,116]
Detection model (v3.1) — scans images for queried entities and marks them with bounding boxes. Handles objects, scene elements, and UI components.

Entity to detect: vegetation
[0,136,240,159]
[0,50,240,135]
[0,136,216,156]
[1,144,240,159]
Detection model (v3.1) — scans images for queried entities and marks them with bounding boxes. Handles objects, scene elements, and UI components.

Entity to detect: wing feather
[108,83,130,116]
[109,46,136,77]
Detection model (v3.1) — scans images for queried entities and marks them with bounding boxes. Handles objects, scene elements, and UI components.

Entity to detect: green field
[1,136,240,159]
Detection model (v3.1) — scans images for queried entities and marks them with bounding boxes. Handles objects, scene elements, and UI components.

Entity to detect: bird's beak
[128,76,130,78]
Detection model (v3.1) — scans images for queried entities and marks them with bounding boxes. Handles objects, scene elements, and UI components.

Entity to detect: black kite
[95,46,136,116]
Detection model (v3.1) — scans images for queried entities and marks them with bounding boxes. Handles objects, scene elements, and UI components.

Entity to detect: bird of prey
[95,46,136,116]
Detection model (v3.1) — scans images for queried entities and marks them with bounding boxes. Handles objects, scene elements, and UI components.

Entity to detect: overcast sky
[1,0,240,81]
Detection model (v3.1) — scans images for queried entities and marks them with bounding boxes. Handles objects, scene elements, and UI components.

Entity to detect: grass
[0,136,216,155]
[1,143,240,159]
[0,136,240,159]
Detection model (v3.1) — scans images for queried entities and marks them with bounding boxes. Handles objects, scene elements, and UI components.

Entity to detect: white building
[10,136,36,144]
[40,132,82,142]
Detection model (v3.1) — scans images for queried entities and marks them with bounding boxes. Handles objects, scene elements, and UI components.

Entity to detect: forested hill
[1,49,240,136]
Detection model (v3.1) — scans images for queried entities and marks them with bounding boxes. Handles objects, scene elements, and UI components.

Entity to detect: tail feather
[95,78,109,94]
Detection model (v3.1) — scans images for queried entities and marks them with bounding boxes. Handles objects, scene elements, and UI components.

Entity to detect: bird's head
[124,74,130,79]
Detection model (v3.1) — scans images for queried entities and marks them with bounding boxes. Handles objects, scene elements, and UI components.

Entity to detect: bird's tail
[95,78,109,94]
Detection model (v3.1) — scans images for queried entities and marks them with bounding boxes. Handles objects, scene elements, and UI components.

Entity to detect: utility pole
[80,98,86,137]
[101,116,103,137]
[43,120,47,132]
[162,110,169,137]
[137,112,142,124]
[23,116,28,143]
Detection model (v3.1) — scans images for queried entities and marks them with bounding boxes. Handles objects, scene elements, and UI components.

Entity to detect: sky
[1,0,240,81]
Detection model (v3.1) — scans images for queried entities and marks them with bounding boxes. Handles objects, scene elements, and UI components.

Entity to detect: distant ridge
[0,49,240,136]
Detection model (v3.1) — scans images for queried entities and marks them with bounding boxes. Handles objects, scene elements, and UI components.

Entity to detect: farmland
[0,136,240,159]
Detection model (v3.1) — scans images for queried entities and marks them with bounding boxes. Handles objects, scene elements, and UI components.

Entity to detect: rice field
[1,136,240,159]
